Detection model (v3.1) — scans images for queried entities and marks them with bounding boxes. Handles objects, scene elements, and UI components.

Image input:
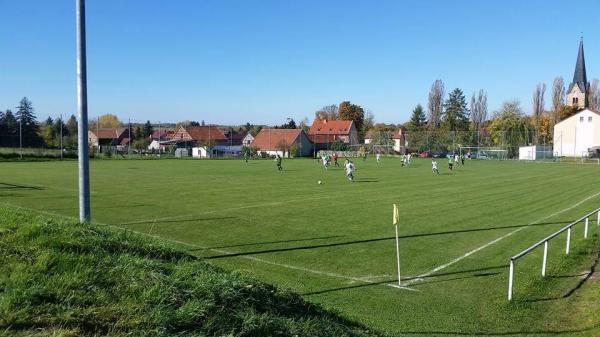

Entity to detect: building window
[589,116,593,122]
[573,97,579,105]
[580,116,584,122]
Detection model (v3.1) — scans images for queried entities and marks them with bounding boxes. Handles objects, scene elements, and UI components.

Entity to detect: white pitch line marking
[0,202,393,287]
[386,284,420,292]
[405,191,600,285]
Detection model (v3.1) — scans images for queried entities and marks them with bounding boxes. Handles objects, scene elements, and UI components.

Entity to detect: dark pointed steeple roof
[569,38,589,94]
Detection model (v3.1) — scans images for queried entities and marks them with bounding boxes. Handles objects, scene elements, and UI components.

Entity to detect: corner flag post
[393,204,401,286]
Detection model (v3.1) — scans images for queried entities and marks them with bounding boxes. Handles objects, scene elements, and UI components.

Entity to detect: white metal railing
[507,207,600,301]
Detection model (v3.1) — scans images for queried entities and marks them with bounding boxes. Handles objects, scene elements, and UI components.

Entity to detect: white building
[553,109,600,157]
[242,133,254,146]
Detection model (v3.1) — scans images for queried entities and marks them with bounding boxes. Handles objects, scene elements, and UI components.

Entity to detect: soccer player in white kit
[376,152,381,163]
[345,160,355,181]
[431,159,439,174]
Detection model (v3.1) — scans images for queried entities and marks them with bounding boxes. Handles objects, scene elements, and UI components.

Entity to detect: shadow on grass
[204,235,345,250]
[119,216,238,226]
[302,265,507,296]
[354,178,379,183]
[200,221,571,259]
[394,323,600,336]
[525,251,600,303]
[0,182,43,190]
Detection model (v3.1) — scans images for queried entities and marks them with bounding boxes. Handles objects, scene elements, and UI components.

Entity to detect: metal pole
[542,241,548,277]
[76,0,90,223]
[508,259,514,301]
[128,118,131,155]
[584,217,589,239]
[19,118,22,159]
[395,224,401,286]
[158,121,161,156]
[566,227,571,254]
[60,113,63,159]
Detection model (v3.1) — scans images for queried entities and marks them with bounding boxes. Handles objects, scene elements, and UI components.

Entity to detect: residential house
[308,119,358,151]
[251,128,313,157]
[242,133,255,146]
[88,128,131,152]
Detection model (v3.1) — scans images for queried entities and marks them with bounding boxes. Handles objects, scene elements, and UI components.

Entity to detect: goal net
[459,146,508,160]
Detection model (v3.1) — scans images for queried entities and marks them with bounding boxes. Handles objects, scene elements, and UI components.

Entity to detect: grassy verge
[0,207,382,337]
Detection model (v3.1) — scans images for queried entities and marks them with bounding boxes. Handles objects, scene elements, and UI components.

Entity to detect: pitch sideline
[404,190,600,286]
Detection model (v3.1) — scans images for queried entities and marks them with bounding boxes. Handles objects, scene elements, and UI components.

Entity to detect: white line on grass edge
[0,202,394,289]
[403,191,600,286]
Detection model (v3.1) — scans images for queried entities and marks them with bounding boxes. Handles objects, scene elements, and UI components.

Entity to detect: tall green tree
[442,88,469,131]
[15,97,42,147]
[134,125,144,140]
[42,117,55,147]
[408,104,427,130]
[1,109,18,146]
[338,101,365,137]
[488,100,534,157]
[143,120,153,138]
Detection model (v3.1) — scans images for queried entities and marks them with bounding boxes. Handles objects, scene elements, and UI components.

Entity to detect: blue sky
[1,0,599,125]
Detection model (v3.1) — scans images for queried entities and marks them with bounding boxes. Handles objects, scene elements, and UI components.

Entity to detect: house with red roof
[308,119,358,150]
[251,128,313,157]
[171,125,228,146]
[88,128,132,151]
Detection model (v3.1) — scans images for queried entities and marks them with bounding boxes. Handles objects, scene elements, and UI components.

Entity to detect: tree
[315,104,339,120]
[65,115,78,148]
[552,77,565,124]
[0,110,18,146]
[94,113,121,129]
[488,100,533,157]
[133,139,149,154]
[408,104,427,130]
[143,120,153,138]
[280,119,297,129]
[427,80,444,129]
[362,110,375,137]
[589,78,600,110]
[338,101,365,137]
[15,97,41,147]
[134,126,144,140]
[442,88,469,131]
[42,117,55,147]
[298,117,310,132]
[532,83,546,144]
[470,89,487,131]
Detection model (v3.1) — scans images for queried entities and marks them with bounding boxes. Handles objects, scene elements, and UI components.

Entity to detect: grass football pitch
[1,157,600,336]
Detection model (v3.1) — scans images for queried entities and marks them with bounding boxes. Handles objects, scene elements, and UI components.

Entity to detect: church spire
[567,38,589,108]
[572,38,588,89]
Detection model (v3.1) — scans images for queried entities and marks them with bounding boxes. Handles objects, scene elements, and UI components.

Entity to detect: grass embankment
[0,207,381,337]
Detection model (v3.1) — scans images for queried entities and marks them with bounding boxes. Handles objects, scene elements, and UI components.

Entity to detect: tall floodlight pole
[19,118,22,159]
[60,114,63,159]
[76,0,91,222]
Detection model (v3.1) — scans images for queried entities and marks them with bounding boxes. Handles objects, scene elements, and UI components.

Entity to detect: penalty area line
[405,190,600,286]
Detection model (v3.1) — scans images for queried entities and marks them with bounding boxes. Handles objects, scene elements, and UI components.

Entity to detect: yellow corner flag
[393,204,399,225]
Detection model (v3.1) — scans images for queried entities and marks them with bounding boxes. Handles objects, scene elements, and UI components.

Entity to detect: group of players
[274,150,469,181]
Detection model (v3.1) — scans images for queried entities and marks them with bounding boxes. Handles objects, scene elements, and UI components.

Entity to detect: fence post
[597,210,599,226]
[508,259,514,301]
[584,217,589,239]
[566,227,571,255]
[542,241,548,277]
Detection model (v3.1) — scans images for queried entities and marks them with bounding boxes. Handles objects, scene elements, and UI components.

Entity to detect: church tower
[566,38,589,109]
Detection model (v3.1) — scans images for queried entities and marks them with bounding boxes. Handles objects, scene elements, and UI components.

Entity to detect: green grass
[0,207,380,337]
[1,157,600,336]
